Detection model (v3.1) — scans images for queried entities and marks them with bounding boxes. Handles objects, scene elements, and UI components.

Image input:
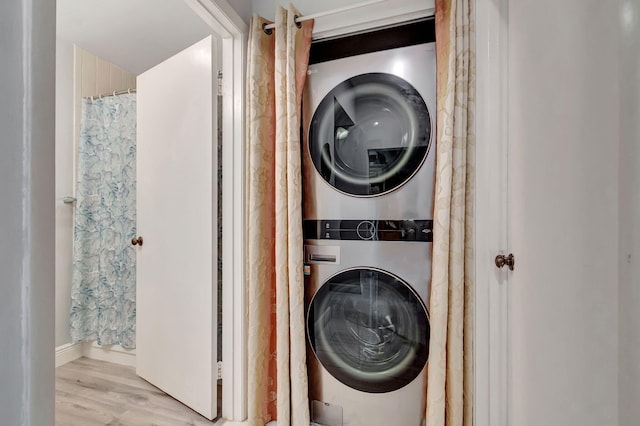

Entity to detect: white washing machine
[304,237,431,426]
[302,21,437,221]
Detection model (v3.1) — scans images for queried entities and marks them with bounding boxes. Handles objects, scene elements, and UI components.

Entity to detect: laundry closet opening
[300,17,437,426]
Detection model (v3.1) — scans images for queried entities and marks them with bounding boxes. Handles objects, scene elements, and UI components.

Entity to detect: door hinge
[217,360,223,380]
[217,71,223,96]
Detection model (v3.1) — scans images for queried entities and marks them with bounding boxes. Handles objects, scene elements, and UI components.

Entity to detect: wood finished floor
[56,357,218,426]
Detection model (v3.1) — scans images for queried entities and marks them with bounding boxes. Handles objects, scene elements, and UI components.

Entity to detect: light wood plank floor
[56,357,218,426]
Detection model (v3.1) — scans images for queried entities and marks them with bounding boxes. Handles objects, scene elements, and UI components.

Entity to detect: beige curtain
[246,5,314,426]
[426,0,475,425]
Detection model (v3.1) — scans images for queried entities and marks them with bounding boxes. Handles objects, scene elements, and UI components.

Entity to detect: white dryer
[302,20,437,221]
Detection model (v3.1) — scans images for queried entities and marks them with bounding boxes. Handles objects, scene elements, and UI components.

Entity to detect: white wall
[0,0,55,424]
[75,47,137,99]
[73,46,137,152]
[56,39,75,347]
[619,1,640,425]
[0,2,29,422]
[228,0,252,24]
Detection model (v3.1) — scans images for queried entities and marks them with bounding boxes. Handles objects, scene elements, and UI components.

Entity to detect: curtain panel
[426,0,476,425]
[246,6,314,426]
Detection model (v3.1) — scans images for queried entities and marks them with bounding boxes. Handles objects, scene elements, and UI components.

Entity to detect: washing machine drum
[309,72,431,197]
[307,268,430,393]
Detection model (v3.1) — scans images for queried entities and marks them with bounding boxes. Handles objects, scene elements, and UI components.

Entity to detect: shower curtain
[70,93,137,349]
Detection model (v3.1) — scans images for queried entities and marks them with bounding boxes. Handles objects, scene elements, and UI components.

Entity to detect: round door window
[309,73,431,197]
[307,268,430,393]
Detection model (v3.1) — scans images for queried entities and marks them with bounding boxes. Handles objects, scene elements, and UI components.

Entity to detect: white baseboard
[82,342,136,367]
[213,420,315,425]
[214,420,247,426]
[55,342,83,367]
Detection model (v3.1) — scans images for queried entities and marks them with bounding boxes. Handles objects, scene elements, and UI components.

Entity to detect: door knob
[495,253,514,270]
[131,236,143,246]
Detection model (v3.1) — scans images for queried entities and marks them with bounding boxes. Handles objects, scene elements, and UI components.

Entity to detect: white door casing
[136,35,217,420]
[183,0,249,420]
[474,0,509,425]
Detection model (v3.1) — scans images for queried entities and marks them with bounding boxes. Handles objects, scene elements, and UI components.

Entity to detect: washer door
[309,73,431,197]
[307,268,430,393]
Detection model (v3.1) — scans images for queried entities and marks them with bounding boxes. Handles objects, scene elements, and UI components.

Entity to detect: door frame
[184,0,248,422]
[197,0,512,423]
[474,0,510,425]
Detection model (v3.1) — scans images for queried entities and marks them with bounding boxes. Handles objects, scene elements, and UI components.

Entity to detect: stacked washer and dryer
[301,19,437,426]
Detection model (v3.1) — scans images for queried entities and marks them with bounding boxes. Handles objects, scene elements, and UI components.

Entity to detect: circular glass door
[307,268,430,393]
[309,73,431,197]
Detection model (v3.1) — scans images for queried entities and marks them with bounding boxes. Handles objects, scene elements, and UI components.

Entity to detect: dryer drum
[307,267,430,393]
[309,72,431,197]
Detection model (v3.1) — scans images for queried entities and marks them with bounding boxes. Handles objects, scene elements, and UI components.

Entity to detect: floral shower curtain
[246,6,313,426]
[426,0,475,425]
[70,93,137,349]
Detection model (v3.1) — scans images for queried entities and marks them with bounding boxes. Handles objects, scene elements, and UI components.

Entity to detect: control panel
[303,219,433,242]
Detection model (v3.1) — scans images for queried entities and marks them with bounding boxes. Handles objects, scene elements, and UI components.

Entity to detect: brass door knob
[132,236,143,246]
[495,253,514,270]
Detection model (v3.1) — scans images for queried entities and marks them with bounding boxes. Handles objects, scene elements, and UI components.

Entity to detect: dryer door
[307,267,430,393]
[308,73,432,197]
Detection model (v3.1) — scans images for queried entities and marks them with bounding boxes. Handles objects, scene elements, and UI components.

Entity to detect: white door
[135,36,218,420]
[505,1,618,425]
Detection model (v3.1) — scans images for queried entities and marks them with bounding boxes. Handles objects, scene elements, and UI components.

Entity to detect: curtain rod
[262,0,385,32]
[84,88,137,100]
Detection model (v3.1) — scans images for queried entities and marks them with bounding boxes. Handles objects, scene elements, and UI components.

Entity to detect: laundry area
[301,19,436,426]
